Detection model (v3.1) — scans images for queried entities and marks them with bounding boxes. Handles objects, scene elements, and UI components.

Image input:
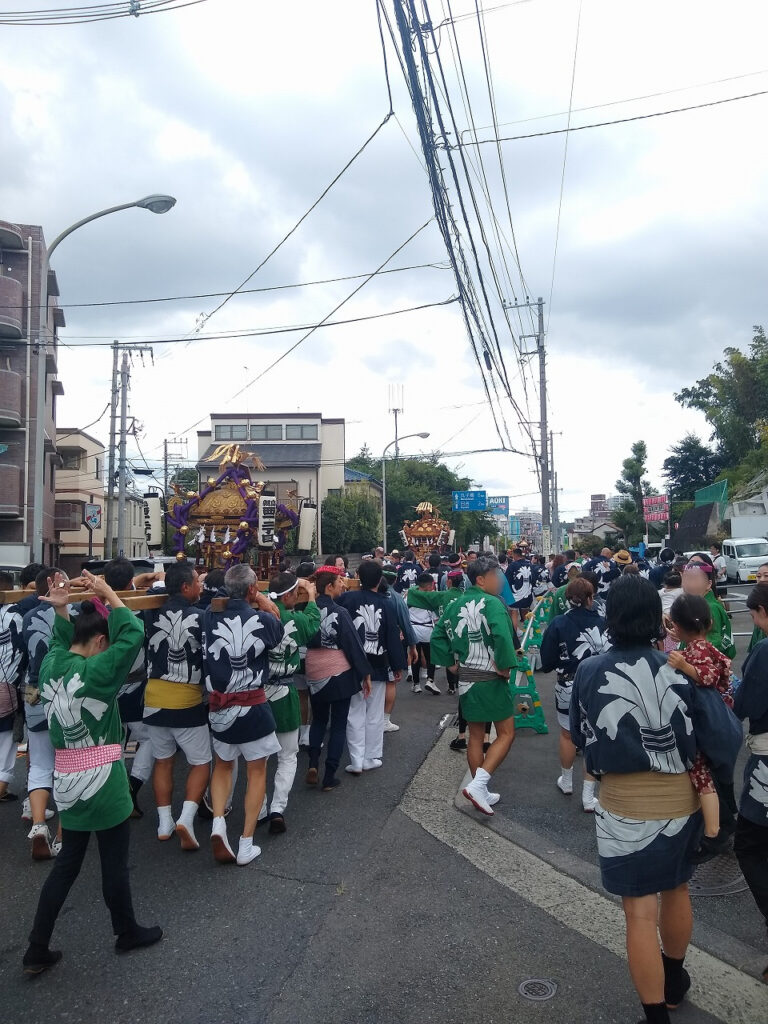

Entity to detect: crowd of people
[0,541,766,1021]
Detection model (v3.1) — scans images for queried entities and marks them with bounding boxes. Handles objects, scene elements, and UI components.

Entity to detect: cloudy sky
[2,0,767,523]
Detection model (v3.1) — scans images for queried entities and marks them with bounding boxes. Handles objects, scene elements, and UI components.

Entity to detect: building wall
[0,221,63,566]
[56,429,105,574]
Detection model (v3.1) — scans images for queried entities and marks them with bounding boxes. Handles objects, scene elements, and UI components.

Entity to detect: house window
[250,424,282,441]
[285,424,318,440]
[94,457,101,480]
[60,448,81,470]
[49,462,55,491]
[214,424,247,441]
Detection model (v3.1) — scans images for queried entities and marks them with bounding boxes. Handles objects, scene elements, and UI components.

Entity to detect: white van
[722,537,768,582]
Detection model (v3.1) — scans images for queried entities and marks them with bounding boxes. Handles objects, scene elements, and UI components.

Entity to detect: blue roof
[345,467,381,485]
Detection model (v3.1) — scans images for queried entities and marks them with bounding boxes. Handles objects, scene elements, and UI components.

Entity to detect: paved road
[1,592,766,1024]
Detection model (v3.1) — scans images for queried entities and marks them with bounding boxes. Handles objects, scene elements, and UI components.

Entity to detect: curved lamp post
[381,431,430,551]
[46,194,176,256]
[31,194,177,562]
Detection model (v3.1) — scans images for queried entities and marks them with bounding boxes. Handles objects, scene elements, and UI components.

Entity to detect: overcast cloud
[2,0,767,523]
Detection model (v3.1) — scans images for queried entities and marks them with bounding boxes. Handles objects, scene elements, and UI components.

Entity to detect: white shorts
[27,728,55,791]
[148,724,212,765]
[212,732,281,763]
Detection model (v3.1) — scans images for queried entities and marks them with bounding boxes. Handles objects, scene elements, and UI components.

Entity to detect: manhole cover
[518,979,558,1001]
[690,853,748,897]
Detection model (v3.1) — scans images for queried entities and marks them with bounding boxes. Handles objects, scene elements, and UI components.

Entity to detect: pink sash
[54,743,122,774]
[305,647,351,682]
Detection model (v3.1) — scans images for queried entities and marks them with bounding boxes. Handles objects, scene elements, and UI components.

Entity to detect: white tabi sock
[473,767,491,788]
[582,781,596,799]
[237,836,262,866]
[157,805,174,837]
[561,767,574,786]
[178,800,198,829]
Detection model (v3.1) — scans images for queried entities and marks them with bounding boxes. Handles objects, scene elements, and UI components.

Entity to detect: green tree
[675,326,768,468]
[321,489,381,554]
[382,455,497,551]
[346,444,379,478]
[662,434,721,502]
[613,441,654,545]
[169,467,199,492]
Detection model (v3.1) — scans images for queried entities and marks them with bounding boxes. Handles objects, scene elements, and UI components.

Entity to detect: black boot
[22,944,62,975]
[128,776,144,819]
[661,952,690,1008]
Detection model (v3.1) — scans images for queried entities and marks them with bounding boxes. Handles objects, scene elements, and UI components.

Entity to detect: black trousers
[417,641,435,680]
[29,818,136,946]
[308,694,351,778]
[734,814,768,936]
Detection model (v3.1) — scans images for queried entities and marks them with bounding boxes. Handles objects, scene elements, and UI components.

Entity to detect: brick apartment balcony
[0,276,23,339]
[0,369,22,426]
[0,463,21,516]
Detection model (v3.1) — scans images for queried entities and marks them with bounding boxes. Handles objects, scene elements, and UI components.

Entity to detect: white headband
[269,580,299,600]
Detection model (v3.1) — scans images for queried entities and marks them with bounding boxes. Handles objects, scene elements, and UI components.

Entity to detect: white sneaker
[411,682,422,694]
[557,774,573,795]
[237,837,261,866]
[28,823,54,860]
[362,758,383,771]
[51,837,62,856]
[487,792,501,806]
[345,764,363,775]
[462,778,494,816]
[176,821,200,851]
[424,680,441,695]
[383,719,400,733]
[21,798,54,822]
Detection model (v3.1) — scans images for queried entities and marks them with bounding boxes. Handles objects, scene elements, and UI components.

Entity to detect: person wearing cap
[431,555,520,815]
[338,560,407,773]
[260,572,320,834]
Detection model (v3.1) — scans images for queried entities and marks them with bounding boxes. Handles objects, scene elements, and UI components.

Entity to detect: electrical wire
[189,113,394,338]
[0,262,450,312]
[0,0,210,26]
[10,297,456,347]
[462,88,768,147]
[173,218,437,437]
[546,0,582,334]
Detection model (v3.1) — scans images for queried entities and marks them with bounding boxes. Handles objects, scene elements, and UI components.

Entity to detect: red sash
[208,688,267,712]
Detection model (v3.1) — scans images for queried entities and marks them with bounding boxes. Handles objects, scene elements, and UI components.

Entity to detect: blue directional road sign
[452,490,487,511]
[487,495,509,516]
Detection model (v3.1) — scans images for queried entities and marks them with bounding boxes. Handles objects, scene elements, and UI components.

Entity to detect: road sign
[487,495,509,516]
[452,490,487,511]
[84,503,102,531]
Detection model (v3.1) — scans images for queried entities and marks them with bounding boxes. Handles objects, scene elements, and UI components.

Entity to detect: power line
[461,88,768,147]
[189,112,394,337]
[0,0,211,25]
[173,218,437,437]
[546,0,582,335]
[0,262,450,312]
[8,297,456,348]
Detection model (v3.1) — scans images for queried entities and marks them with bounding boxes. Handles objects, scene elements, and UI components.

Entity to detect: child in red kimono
[667,593,733,863]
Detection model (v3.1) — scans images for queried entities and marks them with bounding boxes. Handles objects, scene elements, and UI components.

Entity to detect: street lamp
[32,194,177,562]
[381,432,430,551]
[47,194,176,256]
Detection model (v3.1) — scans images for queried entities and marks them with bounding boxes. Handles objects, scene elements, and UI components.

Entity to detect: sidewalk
[450,666,767,983]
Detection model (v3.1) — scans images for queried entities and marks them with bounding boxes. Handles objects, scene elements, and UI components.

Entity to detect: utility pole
[550,430,562,552]
[104,341,119,559]
[116,352,129,557]
[537,297,550,535]
[388,383,403,460]
[113,345,153,558]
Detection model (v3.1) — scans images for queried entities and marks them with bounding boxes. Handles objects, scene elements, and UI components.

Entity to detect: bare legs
[467,717,515,776]
[622,884,692,1003]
